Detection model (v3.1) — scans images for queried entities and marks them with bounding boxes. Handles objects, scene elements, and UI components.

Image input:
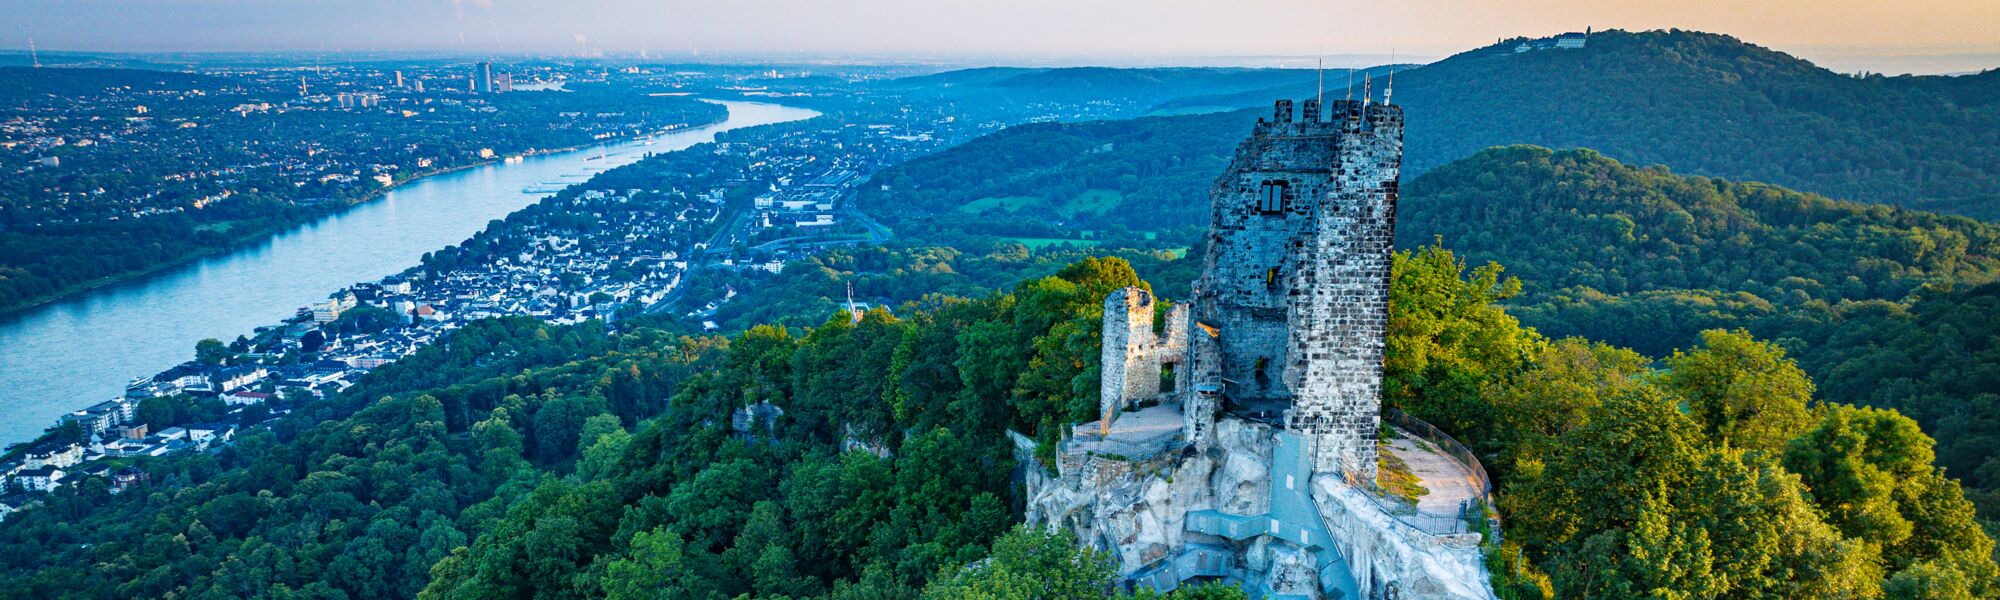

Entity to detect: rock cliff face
[1027,419,1270,574]
[1026,417,1496,599]
[1313,478,1493,599]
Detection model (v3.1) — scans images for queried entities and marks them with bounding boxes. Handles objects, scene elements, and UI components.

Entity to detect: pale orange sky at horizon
[6,0,2000,73]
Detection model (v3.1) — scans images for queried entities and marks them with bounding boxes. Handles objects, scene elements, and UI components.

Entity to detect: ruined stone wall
[1184,330,1223,448]
[1161,304,1190,393]
[1181,98,1404,476]
[1101,287,1160,429]
[1190,99,1339,410]
[1313,476,1494,600]
[1285,102,1403,477]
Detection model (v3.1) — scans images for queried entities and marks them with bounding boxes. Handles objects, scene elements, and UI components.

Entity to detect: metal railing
[1382,407,1494,507]
[1060,428,1184,462]
[1328,408,1502,540]
[1339,472,1487,536]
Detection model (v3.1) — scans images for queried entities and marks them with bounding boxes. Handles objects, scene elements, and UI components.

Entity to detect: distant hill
[1159,29,2000,219]
[0,66,221,105]
[876,65,1396,121]
[861,31,2000,235]
[1401,145,2000,353]
[860,110,1246,239]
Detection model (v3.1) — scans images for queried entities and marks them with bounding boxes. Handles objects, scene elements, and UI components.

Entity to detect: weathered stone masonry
[1186,97,1404,478]
[1100,287,1187,434]
[1046,97,1495,600]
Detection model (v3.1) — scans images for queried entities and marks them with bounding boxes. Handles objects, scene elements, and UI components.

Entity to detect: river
[0,100,820,447]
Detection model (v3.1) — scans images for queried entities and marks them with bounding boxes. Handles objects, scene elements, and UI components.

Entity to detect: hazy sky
[7,0,2000,73]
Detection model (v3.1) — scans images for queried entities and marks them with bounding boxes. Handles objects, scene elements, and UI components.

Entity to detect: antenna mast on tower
[1385,49,1395,105]
[1316,57,1324,107]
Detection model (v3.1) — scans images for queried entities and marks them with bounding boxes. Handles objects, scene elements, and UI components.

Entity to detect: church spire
[846,282,862,325]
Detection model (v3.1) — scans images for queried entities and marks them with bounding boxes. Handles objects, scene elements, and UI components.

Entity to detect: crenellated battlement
[1257,98,1404,136]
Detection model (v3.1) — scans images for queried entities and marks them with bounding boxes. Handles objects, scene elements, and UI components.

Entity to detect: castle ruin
[1041,97,1497,599]
[1095,96,1403,478]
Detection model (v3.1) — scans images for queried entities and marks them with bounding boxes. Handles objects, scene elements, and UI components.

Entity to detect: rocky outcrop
[1029,417,1497,599]
[1027,419,1270,574]
[1313,477,1493,599]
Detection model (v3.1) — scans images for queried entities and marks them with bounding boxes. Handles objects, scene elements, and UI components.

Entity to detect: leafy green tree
[921,526,1116,600]
[1385,243,1539,441]
[1481,338,1648,469]
[135,396,176,431]
[1661,329,1818,452]
[1506,386,1702,553]
[195,337,228,365]
[602,528,714,600]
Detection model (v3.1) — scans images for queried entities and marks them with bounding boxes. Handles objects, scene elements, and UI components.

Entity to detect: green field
[1057,189,1123,218]
[1004,237,1103,250]
[957,195,1045,214]
[958,189,1124,219]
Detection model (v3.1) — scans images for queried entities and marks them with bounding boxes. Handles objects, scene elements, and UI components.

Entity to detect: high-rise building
[495,73,513,93]
[475,62,493,93]
[394,70,405,88]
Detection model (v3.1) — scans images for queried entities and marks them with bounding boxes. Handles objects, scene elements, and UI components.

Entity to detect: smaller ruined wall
[1160,304,1190,393]
[1101,287,1159,428]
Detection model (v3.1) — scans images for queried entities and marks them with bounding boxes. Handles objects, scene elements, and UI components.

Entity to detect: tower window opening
[1257,180,1288,213]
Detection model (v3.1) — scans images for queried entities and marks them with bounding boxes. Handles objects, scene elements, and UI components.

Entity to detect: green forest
[2,247,1992,598]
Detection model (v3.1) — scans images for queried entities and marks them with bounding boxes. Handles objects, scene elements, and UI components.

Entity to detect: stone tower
[1101,287,1160,434]
[1182,98,1404,478]
[1100,287,1190,435]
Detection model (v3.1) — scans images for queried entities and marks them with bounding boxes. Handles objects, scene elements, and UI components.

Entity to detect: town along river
[0,100,820,447]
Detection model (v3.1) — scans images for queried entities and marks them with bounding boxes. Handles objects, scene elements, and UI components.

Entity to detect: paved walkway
[1072,403,1184,459]
[1383,431,1481,518]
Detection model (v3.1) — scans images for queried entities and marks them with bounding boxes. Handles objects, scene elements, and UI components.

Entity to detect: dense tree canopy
[2,249,1993,599]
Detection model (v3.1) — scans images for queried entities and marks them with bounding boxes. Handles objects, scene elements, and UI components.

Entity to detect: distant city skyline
[6,0,2000,75]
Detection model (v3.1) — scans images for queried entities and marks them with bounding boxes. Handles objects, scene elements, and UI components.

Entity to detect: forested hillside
[2,249,1992,599]
[1161,29,2000,219]
[871,30,2000,222]
[860,110,1244,244]
[1402,145,2000,351]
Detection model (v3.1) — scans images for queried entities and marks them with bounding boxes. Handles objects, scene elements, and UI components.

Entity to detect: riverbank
[0,100,817,448]
[0,111,731,320]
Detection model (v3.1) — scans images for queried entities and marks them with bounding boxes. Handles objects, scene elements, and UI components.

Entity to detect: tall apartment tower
[476,62,494,93]
[1182,98,1404,478]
